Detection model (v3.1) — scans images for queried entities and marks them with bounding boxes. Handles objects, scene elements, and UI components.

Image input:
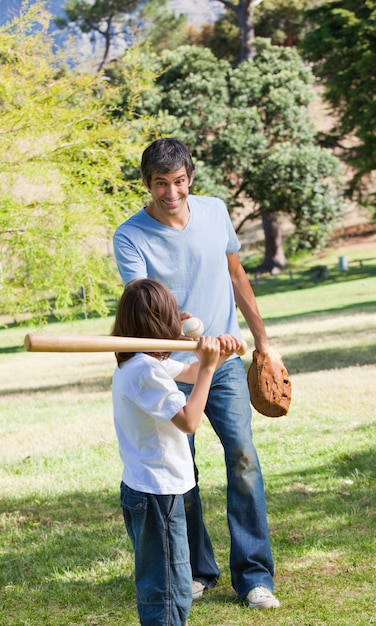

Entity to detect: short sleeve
[132,357,186,423]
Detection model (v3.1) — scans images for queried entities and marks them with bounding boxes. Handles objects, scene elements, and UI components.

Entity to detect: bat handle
[189,337,247,356]
[236,339,248,356]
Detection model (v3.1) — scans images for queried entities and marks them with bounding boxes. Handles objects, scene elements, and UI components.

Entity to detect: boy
[111,278,242,625]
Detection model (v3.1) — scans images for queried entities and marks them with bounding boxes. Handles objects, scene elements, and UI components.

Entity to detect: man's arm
[227,252,271,353]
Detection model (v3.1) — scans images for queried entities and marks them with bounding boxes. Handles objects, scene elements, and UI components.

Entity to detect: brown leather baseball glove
[247,348,292,417]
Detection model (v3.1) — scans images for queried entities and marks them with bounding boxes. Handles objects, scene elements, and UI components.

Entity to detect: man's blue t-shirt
[113,195,242,363]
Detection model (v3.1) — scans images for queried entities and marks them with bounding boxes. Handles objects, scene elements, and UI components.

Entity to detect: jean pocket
[120,483,147,513]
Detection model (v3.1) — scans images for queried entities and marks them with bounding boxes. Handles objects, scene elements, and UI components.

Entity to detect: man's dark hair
[141,138,195,187]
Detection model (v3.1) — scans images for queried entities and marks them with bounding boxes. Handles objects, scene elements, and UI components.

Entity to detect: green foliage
[136,40,344,251]
[197,0,322,65]
[250,143,344,250]
[152,46,230,153]
[254,0,314,46]
[0,2,154,321]
[138,0,190,54]
[191,11,240,64]
[300,0,376,205]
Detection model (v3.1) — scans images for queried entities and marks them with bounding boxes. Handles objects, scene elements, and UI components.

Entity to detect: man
[113,138,280,610]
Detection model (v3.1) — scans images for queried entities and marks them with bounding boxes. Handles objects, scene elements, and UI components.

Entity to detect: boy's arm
[171,337,219,434]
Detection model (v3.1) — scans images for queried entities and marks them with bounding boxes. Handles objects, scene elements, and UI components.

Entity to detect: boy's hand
[196,336,221,368]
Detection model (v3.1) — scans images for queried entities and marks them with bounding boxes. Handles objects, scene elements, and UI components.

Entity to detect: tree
[300,0,376,209]
[254,0,315,47]
[207,0,337,270]
[138,0,191,55]
[228,44,344,267]
[55,0,139,70]
[0,3,154,320]
[191,11,240,64]
[134,41,344,271]
[194,0,320,65]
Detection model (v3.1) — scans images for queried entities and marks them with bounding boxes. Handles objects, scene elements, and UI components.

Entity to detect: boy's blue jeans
[121,483,192,625]
[178,357,275,600]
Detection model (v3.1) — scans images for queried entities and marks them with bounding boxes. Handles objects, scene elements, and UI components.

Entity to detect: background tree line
[1,0,375,320]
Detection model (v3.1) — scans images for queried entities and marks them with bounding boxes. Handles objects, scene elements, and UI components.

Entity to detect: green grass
[1,242,376,625]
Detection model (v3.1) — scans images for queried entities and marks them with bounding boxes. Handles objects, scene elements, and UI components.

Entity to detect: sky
[169,0,224,26]
[0,0,225,67]
[0,0,224,28]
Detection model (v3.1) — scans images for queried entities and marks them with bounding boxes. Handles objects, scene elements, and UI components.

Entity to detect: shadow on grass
[247,260,376,297]
[195,446,375,562]
[0,376,113,397]
[0,300,119,331]
[283,343,376,374]
[1,447,375,622]
[242,342,376,375]
[238,300,376,328]
[1,490,137,622]
[263,446,376,558]
[0,345,25,354]
[0,304,117,355]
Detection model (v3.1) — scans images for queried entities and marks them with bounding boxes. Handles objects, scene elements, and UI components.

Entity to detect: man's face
[146,167,193,219]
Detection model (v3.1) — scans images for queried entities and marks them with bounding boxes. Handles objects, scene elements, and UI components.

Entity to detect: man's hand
[216,334,245,356]
[179,311,195,341]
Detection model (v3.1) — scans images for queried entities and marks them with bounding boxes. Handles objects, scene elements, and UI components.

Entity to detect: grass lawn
[1,241,376,625]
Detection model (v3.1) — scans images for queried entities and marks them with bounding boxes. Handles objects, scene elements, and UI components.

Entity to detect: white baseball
[182,317,204,338]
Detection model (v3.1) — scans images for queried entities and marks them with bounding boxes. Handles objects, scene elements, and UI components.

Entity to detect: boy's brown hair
[112,278,182,365]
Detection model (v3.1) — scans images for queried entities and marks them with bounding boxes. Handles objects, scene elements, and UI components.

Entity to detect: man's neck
[145,202,190,230]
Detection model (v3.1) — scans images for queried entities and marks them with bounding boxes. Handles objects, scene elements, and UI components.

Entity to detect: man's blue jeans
[121,483,192,625]
[178,357,275,600]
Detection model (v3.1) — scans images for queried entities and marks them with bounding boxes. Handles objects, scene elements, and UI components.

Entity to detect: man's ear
[188,174,195,187]
[142,177,150,192]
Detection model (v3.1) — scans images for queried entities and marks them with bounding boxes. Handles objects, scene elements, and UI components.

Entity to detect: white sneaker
[192,580,205,600]
[245,586,280,609]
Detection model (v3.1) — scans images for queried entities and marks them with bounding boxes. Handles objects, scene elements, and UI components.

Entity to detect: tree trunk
[98,21,112,72]
[218,0,286,271]
[236,1,253,61]
[256,213,287,274]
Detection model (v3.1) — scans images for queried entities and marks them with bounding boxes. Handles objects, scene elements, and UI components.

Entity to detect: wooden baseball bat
[24,333,248,356]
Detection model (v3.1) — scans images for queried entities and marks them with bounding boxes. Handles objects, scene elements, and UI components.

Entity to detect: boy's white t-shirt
[112,352,195,495]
